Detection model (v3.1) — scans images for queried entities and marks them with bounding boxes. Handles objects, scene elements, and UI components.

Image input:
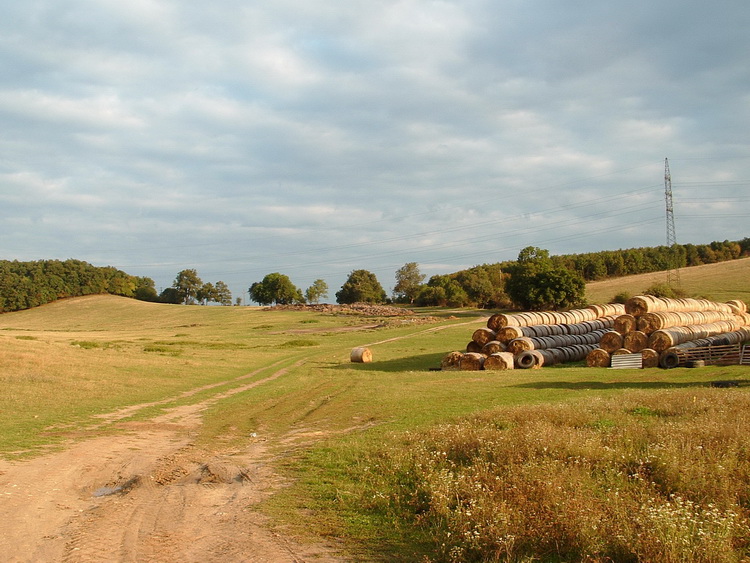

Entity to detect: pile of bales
[588,296,750,368]
[444,297,750,371]
[442,304,625,371]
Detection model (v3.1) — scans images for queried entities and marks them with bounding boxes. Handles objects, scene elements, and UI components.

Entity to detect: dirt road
[0,360,341,562]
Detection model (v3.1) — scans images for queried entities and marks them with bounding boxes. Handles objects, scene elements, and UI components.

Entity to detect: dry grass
[352,389,750,562]
[586,257,750,305]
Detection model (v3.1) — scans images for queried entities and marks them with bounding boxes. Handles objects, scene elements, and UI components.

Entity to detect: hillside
[585,256,750,305]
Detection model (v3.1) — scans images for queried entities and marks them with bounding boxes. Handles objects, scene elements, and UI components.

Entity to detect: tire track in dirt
[0,357,343,562]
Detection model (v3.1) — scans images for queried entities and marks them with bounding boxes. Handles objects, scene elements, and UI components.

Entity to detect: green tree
[173,269,203,304]
[336,270,386,304]
[506,246,586,310]
[249,273,303,305]
[214,281,233,306]
[305,279,329,304]
[416,275,469,307]
[393,262,425,303]
[196,282,216,305]
[134,277,158,302]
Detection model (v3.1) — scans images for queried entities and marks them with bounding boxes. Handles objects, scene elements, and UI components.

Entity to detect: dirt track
[0,360,342,562]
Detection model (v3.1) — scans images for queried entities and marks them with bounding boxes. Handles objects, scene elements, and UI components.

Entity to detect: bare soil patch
[0,363,343,562]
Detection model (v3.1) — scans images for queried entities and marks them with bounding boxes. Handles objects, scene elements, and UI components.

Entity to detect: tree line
[0,259,155,313]
[1,238,746,314]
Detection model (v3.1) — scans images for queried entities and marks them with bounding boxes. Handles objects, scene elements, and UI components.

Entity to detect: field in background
[1,270,749,560]
[585,256,750,304]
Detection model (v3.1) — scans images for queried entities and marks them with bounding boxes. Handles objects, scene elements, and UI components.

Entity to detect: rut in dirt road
[0,358,342,562]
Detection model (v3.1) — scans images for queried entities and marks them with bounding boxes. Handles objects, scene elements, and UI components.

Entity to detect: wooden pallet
[674,344,744,367]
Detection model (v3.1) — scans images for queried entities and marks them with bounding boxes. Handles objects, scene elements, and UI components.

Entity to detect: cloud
[1,1,748,300]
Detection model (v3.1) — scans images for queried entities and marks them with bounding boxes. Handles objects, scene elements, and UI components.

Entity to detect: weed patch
[278,339,318,348]
[318,389,750,561]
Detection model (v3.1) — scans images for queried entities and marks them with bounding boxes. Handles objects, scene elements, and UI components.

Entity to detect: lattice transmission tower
[664,157,680,287]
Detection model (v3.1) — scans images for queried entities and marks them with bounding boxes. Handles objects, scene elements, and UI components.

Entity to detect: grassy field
[1,277,749,560]
[586,256,750,304]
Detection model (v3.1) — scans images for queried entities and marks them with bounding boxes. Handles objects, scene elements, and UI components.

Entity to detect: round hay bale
[586,348,611,367]
[487,313,507,331]
[472,327,497,347]
[507,337,534,355]
[612,348,632,355]
[614,314,637,335]
[641,348,659,369]
[648,330,677,353]
[459,352,486,371]
[497,326,525,343]
[481,340,506,355]
[483,352,515,371]
[440,351,463,370]
[623,331,649,353]
[466,340,483,353]
[350,347,373,363]
[599,331,624,353]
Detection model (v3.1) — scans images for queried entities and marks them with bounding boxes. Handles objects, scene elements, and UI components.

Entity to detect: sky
[2,0,749,303]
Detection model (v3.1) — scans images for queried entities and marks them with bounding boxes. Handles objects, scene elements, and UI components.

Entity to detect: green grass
[2,294,750,560]
[586,256,750,304]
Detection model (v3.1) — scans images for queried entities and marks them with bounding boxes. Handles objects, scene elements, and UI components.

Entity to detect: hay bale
[459,352,485,371]
[641,348,659,368]
[599,331,624,353]
[483,352,515,371]
[586,348,611,367]
[481,340,506,355]
[472,327,497,347]
[614,314,637,335]
[466,340,483,353]
[440,351,463,370]
[350,347,372,363]
[623,330,649,353]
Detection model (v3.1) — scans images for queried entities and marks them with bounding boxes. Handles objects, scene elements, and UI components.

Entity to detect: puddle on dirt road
[92,476,140,497]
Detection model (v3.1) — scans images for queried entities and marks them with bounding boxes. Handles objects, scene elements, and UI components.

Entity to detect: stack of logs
[442,303,626,371]
[587,296,750,368]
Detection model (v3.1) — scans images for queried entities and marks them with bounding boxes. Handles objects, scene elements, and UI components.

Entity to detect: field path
[0,359,342,562]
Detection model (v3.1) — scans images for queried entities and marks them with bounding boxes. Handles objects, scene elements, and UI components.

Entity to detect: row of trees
[0,259,155,313]
[154,269,234,306]
[246,237,748,311]
[3,238,746,314]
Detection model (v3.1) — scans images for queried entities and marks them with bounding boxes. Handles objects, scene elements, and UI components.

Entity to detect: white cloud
[0,0,748,300]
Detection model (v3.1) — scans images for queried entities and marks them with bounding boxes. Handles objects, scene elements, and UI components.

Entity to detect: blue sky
[2,0,749,302]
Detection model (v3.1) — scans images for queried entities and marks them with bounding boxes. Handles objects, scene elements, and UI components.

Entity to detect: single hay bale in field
[599,331,624,353]
[641,348,660,368]
[586,348,611,367]
[483,352,515,371]
[440,351,463,370]
[623,330,649,353]
[614,314,638,335]
[350,347,373,363]
[459,352,485,371]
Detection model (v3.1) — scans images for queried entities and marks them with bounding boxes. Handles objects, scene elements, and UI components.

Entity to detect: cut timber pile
[587,296,750,368]
[445,304,625,371]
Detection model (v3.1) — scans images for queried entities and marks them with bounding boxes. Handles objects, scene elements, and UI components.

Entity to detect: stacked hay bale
[586,297,750,368]
[445,304,625,371]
